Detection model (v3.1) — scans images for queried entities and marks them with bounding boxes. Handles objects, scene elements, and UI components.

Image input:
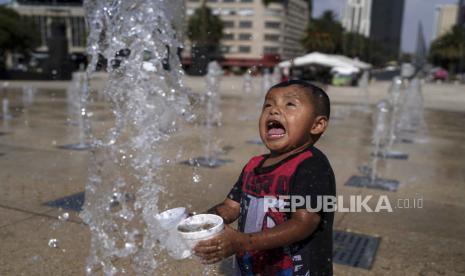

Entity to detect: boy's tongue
[268,128,285,135]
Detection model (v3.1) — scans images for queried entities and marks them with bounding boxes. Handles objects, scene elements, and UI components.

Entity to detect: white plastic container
[154,207,190,260]
[177,214,224,254]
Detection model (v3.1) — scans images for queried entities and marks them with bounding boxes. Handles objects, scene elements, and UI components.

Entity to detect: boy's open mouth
[266,119,286,139]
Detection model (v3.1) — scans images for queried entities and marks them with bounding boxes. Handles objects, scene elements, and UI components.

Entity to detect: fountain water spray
[79,0,192,274]
[2,98,11,120]
[2,82,12,121]
[182,61,232,168]
[345,99,400,191]
[381,76,409,159]
[201,61,224,167]
[58,72,91,150]
[261,68,273,100]
[358,71,370,112]
[240,68,254,121]
[370,100,390,183]
[272,65,281,84]
[22,86,36,107]
[397,78,425,143]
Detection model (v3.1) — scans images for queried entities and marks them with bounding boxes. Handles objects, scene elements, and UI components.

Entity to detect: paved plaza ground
[0,75,464,275]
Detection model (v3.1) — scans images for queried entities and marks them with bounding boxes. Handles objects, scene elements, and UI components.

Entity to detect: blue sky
[313,0,459,53]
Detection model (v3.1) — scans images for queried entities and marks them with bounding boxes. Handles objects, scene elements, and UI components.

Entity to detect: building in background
[183,0,309,72]
[6,0,86,78]
[342,0,404,59]
[432,4,458,40]
[342,0,372,37]
[369,0,404,59]
[458,0,465,28]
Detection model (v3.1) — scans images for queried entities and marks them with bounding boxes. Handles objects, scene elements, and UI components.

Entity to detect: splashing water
[240,69,254,121]
[272,65,281,84]
[2,82,12,120]
[386,76,404,151]
[371,100,390,183]
[397,78,425,133]
[66,72,88,147]
[22,86,36,107]
[359,71,370,112]
[261,68,273,99]
[79,0,192,274]
[2,98,11,120]
[203,61,223,165]
[242,69,253,95]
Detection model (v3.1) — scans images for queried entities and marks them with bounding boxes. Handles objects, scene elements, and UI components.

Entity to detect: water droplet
[193,174,201,183]
[58,212,69,221]
[48,238,59,248]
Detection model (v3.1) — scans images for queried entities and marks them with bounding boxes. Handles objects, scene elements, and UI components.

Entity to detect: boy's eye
[263,103,271,109]
[286,102,296,107]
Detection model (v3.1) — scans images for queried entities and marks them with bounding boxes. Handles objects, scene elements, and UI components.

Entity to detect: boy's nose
[269,106,281,115]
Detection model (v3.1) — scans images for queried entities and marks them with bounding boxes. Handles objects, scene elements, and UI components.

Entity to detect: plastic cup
[154,207,190,260]
[177,214,224,255]
[155,207,187,230]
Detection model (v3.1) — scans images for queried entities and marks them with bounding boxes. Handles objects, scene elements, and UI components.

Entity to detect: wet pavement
[0,76,464,275]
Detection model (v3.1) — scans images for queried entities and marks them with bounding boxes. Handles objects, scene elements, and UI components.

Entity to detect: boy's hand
[193,225,244,265]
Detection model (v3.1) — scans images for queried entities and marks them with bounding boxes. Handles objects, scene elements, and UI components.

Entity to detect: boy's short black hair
[269,79,330,119]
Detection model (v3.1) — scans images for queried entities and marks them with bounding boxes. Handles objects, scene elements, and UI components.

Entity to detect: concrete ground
[0,76,464,275]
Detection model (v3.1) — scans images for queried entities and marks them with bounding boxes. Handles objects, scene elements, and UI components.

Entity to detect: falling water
[2,98,11,120]
[240,69,254,121]
[79,0,192,274]
[359,71,370,112]
[261,68,273,98]
[386,76,404,151]
[272,65,281,84]
[22,86,36,107]
[2,82,11,120]
[203,61,223,166]
[66,72,88,148]
[397,78,424,133]
[371,100,390,183]
[242,69,253,95]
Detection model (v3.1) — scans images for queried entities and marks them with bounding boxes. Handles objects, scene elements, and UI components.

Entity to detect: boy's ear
[310,116,329,135]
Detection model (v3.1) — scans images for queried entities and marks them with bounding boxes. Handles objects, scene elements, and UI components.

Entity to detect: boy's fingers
[202,257,221,265]
[195,238,219,247]
[194,245,218,254]
[198,250,221,261]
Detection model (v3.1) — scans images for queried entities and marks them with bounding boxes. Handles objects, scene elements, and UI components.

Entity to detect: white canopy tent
[278,52,371,74]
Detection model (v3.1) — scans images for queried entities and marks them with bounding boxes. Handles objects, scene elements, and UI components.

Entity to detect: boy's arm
[194,209,320,264]
[206,198,240,225]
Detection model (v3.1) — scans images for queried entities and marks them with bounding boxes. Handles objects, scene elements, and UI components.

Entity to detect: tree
[0,7,39,70]
[429,25,465,73]
[341,32,387,66]
[301,10,344,54]
[186,3,223,75]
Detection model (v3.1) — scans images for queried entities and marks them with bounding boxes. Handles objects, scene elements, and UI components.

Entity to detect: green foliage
[0,7,38,53]
[301,11,343,54]
[187,5,223,46]
[262,0,283,6]
[301,10,396,66]
[429,25,465,72]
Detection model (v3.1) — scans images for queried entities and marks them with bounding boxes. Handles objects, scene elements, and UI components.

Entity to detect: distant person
[194,80,336,275]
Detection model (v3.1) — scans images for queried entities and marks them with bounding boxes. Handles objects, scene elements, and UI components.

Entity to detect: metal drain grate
[45,192,85,212]
[345,175,399,192]
[333,230,380,269]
